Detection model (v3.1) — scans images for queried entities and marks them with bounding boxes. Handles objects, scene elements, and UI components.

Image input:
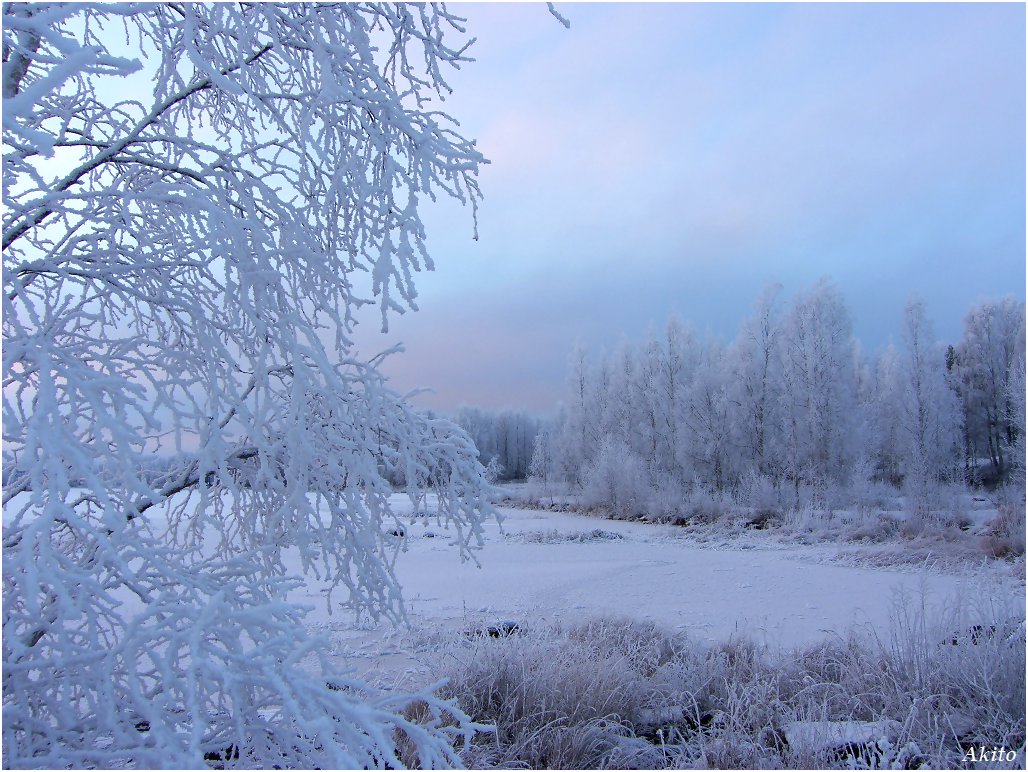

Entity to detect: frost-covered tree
[897,299,962,488]
[580,436,650,518]
[656,316,695,484]
[632,335,665,465]
[778,278,861,498]
[453,406,540,481]
[868,344,907,486]
[1005,333,1026,485]
[527,419,561,502]
[558,341,597,484]
[685,340,734,492]
[953,297,1026,483]
[3,4,495,767]
[726,283,784,481]
[602,339,637,448]
[544,282,1007,515]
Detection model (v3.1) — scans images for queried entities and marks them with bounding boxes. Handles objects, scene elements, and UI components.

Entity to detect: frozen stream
[297,499,1023,685]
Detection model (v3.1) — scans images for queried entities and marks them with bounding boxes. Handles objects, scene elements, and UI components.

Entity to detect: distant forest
[457,280,1024,509]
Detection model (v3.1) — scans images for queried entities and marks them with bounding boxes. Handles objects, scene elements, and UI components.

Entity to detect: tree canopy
[3,4,494,767]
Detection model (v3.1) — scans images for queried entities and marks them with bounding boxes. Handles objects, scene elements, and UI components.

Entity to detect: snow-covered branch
[3,4,494,767]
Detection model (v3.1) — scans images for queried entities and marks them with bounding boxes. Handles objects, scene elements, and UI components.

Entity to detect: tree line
[525,279,1024,513]
[453,407,541,481]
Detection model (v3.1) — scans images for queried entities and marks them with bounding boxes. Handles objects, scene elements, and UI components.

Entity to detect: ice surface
[296,496,1024,683]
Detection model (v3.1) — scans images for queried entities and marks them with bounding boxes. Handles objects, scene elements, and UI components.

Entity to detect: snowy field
[294,494,1024,690]
[6,488,1020,677]
[4,487,1023,767]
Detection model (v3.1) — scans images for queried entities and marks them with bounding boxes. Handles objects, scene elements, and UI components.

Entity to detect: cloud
[357,3,1025,415]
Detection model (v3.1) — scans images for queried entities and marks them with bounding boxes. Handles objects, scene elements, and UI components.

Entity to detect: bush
[899,477,976,536]
[436,621,654,768]
[648,472,690,521]
[514,528,625,544]
[683,485,732,525]
[581,438,652,518]
[982,502,1027,558]
[738,471,781,512]
[783,502,835,535]
[843,510,902,543]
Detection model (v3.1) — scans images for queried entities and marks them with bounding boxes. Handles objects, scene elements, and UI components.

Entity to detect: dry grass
[507,481,1026,569]
[419,602,1025,769]
[982,503,1027,559]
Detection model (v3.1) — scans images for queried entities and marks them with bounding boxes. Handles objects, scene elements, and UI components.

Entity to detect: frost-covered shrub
[736,471,787,530]
[843,510,903,543]
[902,471,939,528]
[514,528,624,544]
[783,502,834,535]
[982,502,1027,558]
[898,476,973,538]
[939,483,974,531]
[847,457,897,515]
[437,623,653,768]
[737,470,780,512]
[648,471,690,520]
[781,480,827,514]
[581,437,651,518]
[483,456,505,484]
[683,485,732,525]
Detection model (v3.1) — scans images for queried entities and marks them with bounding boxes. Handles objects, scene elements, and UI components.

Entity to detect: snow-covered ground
[10,487,1019,688]
[297,495,1024,689]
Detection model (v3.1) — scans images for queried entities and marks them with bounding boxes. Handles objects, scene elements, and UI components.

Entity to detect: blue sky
[351,2,1026,415]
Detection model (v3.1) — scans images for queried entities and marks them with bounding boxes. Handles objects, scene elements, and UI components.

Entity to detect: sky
[350,2,1026,416]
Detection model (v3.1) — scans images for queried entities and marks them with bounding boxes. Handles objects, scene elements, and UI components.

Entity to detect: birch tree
[778,278,861,499]
[686,340,733,492]
[868,345,906,486]
[3,4,494,767]
[898,299,962,492]
[656,316,696,485]
[953,297,1026,483]
[726,283,783,481]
